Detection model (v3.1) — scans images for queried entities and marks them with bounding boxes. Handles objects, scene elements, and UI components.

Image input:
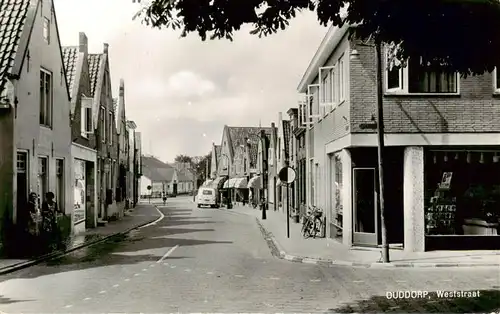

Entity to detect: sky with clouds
[53,0,327,163]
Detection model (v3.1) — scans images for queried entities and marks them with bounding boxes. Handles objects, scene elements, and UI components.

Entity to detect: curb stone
[0,209,161,275]
[254,218,500,269]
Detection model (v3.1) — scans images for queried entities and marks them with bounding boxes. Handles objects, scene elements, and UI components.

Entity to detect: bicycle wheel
[302,219,312,238]
[312,217,322,238]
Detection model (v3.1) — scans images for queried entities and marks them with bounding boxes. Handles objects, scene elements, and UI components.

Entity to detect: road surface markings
[64,305,73,308]
[113,284,120,288]
[310,279,321,282]
[99,290,106,294]
[234,275,244,278]
[184,269,192,272]
[134,273,140,276]
[83,297,91,301]
[157,245,179,263]
[139,207,166,229]
[395,280,407,283]
[441,279,452,282]
[124,278,130,282]
[207,272,213,275]
[352,280,364,283]
[269,277,280,280]
[142,268,148,271]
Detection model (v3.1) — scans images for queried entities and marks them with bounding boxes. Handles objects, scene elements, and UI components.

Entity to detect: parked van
[196,187,219,208]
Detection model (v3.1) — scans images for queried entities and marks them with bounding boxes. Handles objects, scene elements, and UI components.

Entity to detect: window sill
[493,91,500,97]
[40,124,52,130]
[384,91,460,97]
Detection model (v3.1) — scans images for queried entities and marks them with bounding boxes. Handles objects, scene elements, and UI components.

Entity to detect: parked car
[197,188,219,208]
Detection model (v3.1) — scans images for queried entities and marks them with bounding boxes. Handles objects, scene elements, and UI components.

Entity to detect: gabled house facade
[218,125,274,203]
[276,113,292,211]
[115,79,131,212]
[126,119,137,207]
[298,24,500,252]
[287,107,307,221]
[0,0,74,242]
[62,32,98,233]
[209,144,221,180]
[89,43,119,223]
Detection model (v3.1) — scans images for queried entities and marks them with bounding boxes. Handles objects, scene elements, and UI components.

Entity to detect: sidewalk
[0,204,160,275]
[226,204,500,268]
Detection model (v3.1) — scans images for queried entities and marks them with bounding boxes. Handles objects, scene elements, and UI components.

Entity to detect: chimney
[79,32,88,54]
[103,43,109,54]
[119,79,125,97]
[278,112,282,122]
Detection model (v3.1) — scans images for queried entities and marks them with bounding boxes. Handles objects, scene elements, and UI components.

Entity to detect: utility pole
[375,39,390,263]
[261,130,268,220]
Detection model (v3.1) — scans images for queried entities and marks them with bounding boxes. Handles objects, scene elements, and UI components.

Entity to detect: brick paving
[0,204,160,271]
[226,203,500,266]
[0,199,498,313]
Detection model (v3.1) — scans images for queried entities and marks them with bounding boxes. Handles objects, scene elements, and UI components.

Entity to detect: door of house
[352,168,379,246]
[173,183,178,196]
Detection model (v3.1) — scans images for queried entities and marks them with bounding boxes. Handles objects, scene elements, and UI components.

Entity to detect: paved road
[0,196,498,313]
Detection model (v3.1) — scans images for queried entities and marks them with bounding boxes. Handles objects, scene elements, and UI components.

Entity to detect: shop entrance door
[353,168,379,246]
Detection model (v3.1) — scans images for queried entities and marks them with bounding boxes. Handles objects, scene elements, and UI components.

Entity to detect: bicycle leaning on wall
[301,206,324,239]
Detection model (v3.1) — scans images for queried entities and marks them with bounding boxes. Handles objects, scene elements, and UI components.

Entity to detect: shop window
[332,153,343,227]
[425,151,500,236]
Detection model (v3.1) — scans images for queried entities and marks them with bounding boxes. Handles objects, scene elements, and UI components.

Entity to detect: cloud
[54,0,327,162]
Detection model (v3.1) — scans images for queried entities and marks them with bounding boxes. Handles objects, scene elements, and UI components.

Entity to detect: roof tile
[227,126,273,159]
[283,120,291,158]
[88,53,102,97]
[0,0,30,95]
[62,46,78,98]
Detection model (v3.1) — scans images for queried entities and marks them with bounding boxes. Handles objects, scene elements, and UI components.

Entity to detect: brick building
[297,25,500,252]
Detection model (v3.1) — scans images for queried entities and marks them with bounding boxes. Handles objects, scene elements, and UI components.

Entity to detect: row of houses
[139,155,195,198]
[208,24,500,253]
[0,0,143,246]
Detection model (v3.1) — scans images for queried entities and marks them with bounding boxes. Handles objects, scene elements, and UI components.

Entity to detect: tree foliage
[134,0,500,76]
[173,153,211,185]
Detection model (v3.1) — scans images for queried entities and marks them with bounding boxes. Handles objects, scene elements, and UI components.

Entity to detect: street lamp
[247,132,268,220]
[220,153,232,209]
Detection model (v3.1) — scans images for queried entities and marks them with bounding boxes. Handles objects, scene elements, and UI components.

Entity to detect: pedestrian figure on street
[162,191,167,205]
[41,192,63,250]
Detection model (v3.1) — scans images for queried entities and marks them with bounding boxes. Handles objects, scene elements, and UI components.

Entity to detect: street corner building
[0,0,73,245]
[139,155,194,198]
[295,24,500,252]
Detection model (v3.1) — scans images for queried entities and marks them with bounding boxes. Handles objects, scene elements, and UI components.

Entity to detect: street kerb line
[139,206,165,229]
[157,245,179,263]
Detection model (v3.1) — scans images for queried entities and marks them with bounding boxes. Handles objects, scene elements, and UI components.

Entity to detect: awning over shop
[201,179,213,187]
[233,177,248,189]
[212,176,228,190]
[224,177,248,189]
[247,175,261,189]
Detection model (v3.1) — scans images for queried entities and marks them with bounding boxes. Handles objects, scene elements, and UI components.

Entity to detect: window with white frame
[494,67,500,93]
[100,106,106,142]
[81,98,93,137]
[43,17,50,44]
[338,55,345,101]
[39,69,52,126]
[386,54,458,94]
[108,112,113,145]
